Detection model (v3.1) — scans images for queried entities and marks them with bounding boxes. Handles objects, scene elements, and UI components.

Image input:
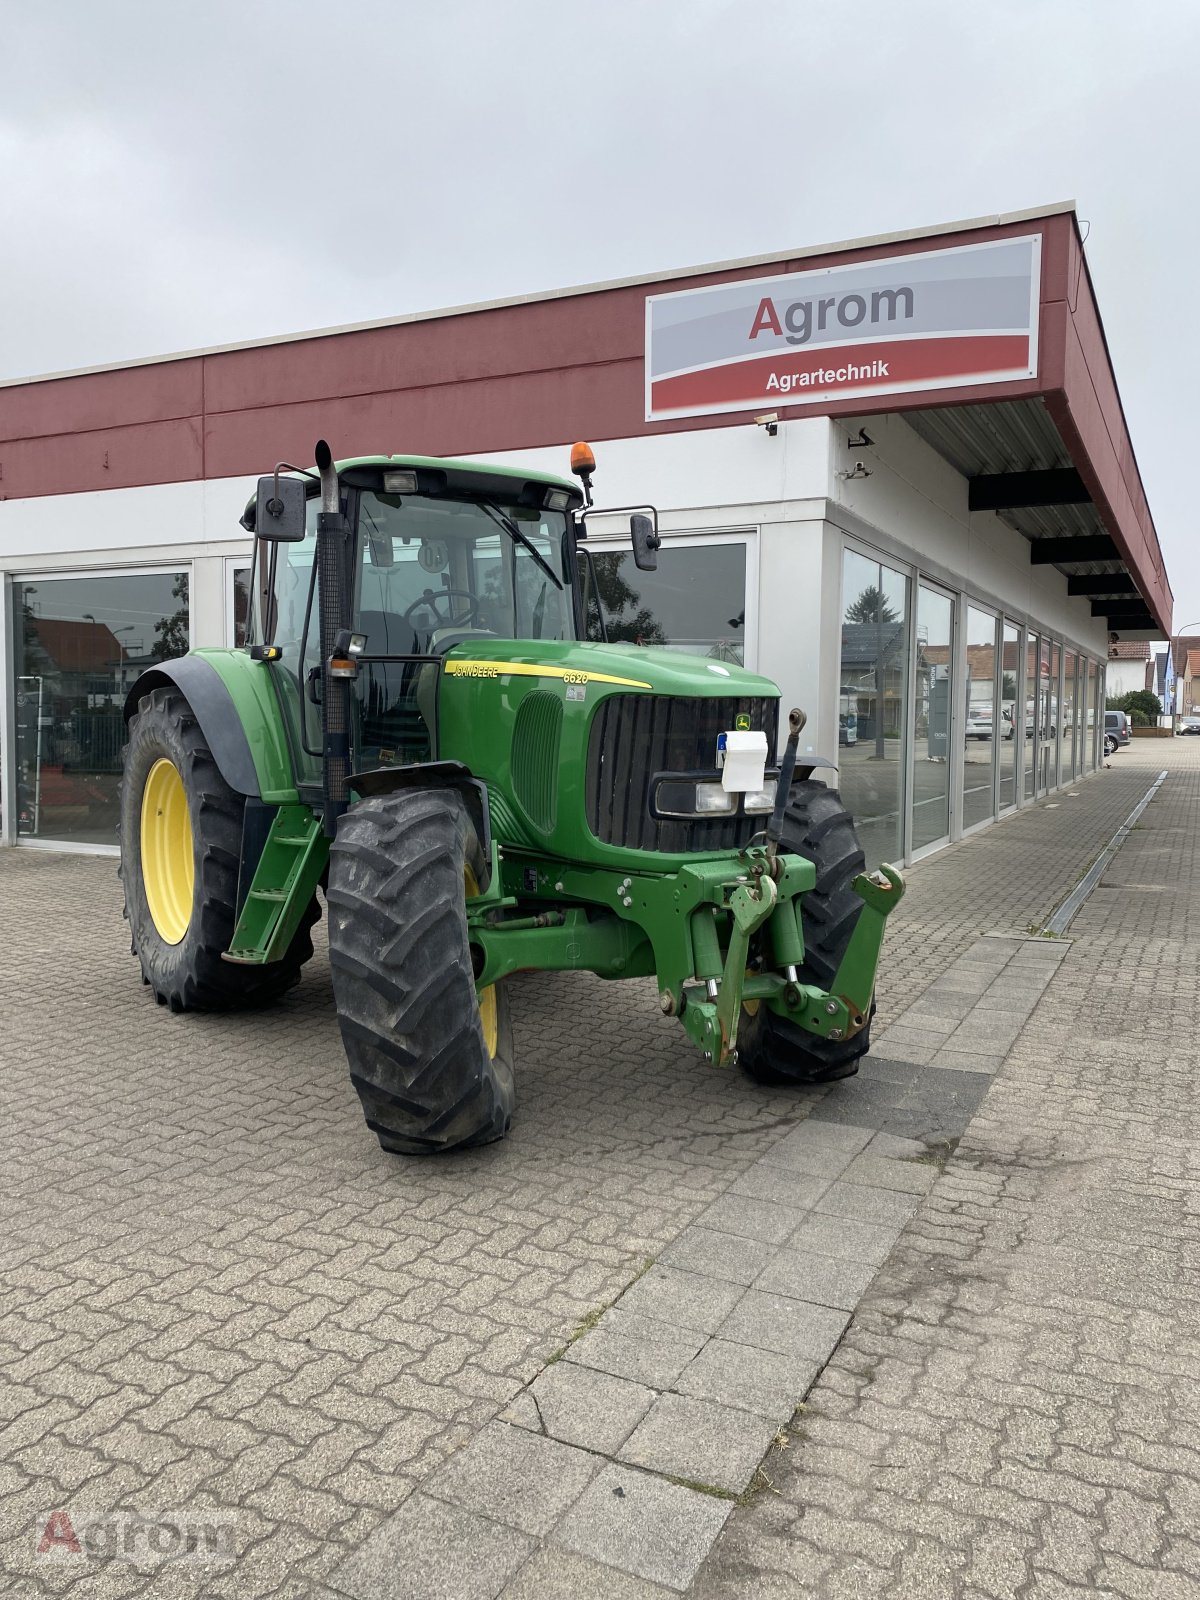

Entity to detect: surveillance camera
[754,413,779,437]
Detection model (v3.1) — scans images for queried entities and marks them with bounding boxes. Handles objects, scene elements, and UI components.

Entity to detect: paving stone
[423,1421,597,1536]
[868,1037,936,1066]
[753,1245,879,1310]
[674,1338,818,1422]
[728,1164,831,1209]
[873,1023,958,1052]
[660,1226,778,1286]
[564,1311,707,1391]
[841,1151,940,1195]
[499,1546,675,1598]
[813,1179,922,1228]
[901,990,979,1022]
[759,1134,860,1180]
[329,1493,533,1600]
[614,1265,744,1335]
[717,1290,850,1362]
[692,1192,806,1246]
[865,1131,930,1160]
[787,1211,902,1266]
[619,1391,780,1495]
[529,1362,655,1456]
[927,1048,1007,1074]
[498,1390,543,1433]
[554,1463,732,1591]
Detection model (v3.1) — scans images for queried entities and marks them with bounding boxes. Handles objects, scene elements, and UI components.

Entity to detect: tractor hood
[436,637,784,872]
[439,638,779,700]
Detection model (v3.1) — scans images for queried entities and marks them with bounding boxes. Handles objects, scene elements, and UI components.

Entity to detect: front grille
[585,694,780,852]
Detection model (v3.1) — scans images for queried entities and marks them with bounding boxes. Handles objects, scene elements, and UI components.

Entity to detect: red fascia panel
[201,289,646,416]
[1044,227,1171,633]
[0,358,203,444]
[1,416,204,498]
[203,361,647,480]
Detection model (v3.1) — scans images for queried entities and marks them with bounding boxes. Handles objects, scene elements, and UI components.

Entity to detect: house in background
[1105,640,1154,700]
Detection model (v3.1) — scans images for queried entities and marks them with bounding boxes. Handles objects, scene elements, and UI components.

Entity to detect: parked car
[965,708,995,740]
[1105,710,1132,748]
[1178,717,1200,736]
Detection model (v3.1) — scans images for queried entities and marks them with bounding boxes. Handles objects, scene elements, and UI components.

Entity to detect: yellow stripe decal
[444,659,652,690]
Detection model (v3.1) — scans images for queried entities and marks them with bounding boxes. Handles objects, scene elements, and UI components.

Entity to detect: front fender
[123,652,298,803]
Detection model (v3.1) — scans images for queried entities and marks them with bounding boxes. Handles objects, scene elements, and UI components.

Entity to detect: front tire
[120,687,319,1011]
[327,788,515,1155]
[739,779,874,1087]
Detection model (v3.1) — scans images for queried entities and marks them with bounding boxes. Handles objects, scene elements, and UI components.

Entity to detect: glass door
[962,606,998,831]
[838,547,910,869]
[912,581,954,854]
[1024,634,1039,799]
[1000,620,1021,811]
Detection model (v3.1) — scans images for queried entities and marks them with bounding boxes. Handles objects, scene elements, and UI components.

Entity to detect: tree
[153,574,190,661]
[585,554,667,647]
[845,585,898,625]
[1116,688,1161,726]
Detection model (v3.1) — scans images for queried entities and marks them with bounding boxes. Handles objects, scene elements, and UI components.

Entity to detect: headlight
[655,779,737,817]
[742,780,778,814]
[695,782,736,814]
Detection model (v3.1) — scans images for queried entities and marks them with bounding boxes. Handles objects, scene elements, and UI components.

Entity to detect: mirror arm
[576,503,660,540]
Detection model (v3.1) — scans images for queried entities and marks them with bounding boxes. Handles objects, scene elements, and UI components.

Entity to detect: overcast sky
[3,0,1198,630]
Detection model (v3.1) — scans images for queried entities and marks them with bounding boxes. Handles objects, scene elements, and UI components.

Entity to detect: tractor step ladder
[222,805,327,965]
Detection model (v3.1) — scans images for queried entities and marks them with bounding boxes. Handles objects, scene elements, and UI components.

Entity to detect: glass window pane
[1088,659,1100,770]
[585,543,747,663]
[1000,621,1020,810]
[1063,651,1078,781]
[963,607,998,830]
[231,564,251,648]
[838,547,909,868]
[15,570,189,845]
[1024,635,1039,799]
[913,584,954,852]
[1039,640,1060,791]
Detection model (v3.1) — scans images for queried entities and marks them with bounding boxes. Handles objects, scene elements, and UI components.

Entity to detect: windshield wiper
[476,500,563,590]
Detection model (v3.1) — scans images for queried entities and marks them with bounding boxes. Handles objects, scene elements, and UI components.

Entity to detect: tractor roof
[241,453,584,531]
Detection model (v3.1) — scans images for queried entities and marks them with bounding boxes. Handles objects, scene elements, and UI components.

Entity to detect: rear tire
[120,687,319,1012]
[738,779,874,1087]
[327,788,515,1155]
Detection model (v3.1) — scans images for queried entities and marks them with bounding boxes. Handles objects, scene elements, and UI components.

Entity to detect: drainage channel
[1041,769,1169,936]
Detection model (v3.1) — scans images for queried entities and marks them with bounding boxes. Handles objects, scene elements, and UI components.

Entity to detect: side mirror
[631,512,661,573]
[254,475,307,542]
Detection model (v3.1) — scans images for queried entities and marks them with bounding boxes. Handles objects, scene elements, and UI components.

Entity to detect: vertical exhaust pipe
[315,440,351,834]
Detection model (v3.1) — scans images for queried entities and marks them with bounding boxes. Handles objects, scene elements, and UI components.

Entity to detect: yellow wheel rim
[464,866,499,1058]
[141,758,195,945]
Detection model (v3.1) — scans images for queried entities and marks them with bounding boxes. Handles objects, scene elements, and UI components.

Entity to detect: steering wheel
[401,588,484,638]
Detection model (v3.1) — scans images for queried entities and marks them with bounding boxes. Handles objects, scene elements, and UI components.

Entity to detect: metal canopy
[906,399,1156,626]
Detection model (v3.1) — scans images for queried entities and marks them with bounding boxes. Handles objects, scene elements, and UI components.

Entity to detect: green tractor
[119,440,903,1154]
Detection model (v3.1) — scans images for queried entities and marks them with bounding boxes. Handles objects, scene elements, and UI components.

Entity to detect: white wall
[825,412,1111,659]
[0,477,257,647]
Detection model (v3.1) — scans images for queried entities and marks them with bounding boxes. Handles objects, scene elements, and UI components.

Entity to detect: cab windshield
[355,492,574,655]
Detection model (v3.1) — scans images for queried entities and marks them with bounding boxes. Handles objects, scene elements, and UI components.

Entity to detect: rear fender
[123,652,297,803]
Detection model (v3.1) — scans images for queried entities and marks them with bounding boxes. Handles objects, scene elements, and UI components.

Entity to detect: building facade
[0,203,1171,864]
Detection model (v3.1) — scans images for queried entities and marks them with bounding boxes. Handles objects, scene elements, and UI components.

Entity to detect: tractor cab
[242,456,587,781]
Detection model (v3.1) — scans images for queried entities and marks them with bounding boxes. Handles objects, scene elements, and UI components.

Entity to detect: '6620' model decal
[443,660,652,690]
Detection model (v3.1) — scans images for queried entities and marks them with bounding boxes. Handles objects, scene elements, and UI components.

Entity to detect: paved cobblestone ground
[691,739,1200,1599]
[0,747,1170,1595]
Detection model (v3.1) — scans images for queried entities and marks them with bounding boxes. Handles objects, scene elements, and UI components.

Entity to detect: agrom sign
[644,236,1041,420]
